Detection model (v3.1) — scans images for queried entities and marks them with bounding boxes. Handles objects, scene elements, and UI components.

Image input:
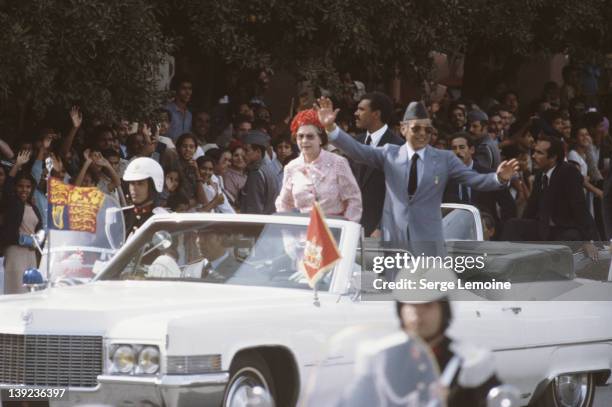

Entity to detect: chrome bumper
[0,372,229,407]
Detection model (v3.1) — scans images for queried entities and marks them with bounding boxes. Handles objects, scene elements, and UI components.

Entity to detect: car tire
[223,351,276,407]
[534,373,594,407]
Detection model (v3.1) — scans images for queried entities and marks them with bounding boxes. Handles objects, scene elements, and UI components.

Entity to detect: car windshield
[98,221,343,291]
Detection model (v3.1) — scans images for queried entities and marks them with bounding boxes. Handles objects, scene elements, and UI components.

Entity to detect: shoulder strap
[440,355,461,387]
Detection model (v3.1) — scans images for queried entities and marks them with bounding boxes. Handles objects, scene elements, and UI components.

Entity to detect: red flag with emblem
[300,202,342,288]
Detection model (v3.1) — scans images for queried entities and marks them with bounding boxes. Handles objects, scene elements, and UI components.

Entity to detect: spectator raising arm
[74,149,93,187]
[61,106,82,159]
[9,150,31,178]
[0,138,14,160]
[93,152,122,192]
[140,123,157,157]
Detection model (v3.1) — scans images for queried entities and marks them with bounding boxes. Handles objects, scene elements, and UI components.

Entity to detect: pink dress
[275,149,362,222]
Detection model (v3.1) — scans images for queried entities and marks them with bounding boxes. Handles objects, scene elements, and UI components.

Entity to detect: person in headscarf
[275,109,362,222]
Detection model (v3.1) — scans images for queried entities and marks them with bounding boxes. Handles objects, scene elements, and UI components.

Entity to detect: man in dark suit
[183,227,242,280]
[444,133,516,230]
[502,136,599,257]
[351,92,403,237]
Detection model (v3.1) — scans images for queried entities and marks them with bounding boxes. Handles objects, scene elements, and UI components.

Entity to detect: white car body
[0,206,610,406]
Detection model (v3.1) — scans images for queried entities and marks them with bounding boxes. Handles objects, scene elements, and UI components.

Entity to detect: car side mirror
[487,384,521,407]
[22,268,48,292]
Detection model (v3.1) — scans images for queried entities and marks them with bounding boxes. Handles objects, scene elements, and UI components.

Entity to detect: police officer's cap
[402,101,429,122]
[467,110,489,124]
[243,130,270,148]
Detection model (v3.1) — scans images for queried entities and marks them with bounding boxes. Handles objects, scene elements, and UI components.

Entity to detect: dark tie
[460,184,470,203]
[408,154,419,197]
[538,173,551,238]
[364,134,372,145]
[541,174,549,192]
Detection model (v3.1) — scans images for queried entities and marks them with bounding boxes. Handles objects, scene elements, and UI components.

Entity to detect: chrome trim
[0,333,103,387]
[97,375,158,386]
[441,202,484,241]
[97,372,229,388]
[166,354,222,374]
[493,338,612,352]
[159,373,229,388]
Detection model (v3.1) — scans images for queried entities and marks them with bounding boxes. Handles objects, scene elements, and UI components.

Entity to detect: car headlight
[137,346,160,374]
[111,345,136,374]
[109,344,160,375]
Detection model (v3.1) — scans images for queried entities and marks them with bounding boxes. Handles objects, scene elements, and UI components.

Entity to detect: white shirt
[204,174,235,213]
[365,124,389,147]
[459,161,473,201]
[541,165,556,226]
[545,166,556,186]
[157,136,175,149]
[567,150,587,176]
[183,249,230,279]
[211,250,230,270]
[193,143,219,160]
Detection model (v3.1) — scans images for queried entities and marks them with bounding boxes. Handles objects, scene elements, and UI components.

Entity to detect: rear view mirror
[143,230,173,257]
[153,230,172,250]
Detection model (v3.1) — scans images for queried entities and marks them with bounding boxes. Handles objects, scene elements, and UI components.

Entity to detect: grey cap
[467,110,488,124]
[402,101,429,121]
[243,130,270,148]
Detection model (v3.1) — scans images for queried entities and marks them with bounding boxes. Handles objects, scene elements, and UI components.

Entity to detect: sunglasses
[405,124,435,135]
[296,133,318,140]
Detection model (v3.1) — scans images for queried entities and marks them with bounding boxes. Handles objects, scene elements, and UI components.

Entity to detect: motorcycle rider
[395,266,501,407]
[122,157,167,238]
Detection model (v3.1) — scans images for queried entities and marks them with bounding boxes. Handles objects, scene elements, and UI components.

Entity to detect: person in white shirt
[567,126,603,217]
[196,155,234,213]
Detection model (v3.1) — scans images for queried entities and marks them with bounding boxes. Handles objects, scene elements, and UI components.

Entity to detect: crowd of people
[1,65,611,292]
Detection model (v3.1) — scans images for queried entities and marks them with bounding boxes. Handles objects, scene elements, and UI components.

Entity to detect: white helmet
[123,157,164,193]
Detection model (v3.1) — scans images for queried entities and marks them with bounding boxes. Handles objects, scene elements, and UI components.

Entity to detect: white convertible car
[0,205,611,407]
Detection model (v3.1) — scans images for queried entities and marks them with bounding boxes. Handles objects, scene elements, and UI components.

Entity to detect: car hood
[0,281,317,338]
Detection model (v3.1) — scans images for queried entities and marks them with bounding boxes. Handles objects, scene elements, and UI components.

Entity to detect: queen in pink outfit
[275,109,362,222]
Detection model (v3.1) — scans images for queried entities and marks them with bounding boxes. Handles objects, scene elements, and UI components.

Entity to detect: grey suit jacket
[330,128,503,253]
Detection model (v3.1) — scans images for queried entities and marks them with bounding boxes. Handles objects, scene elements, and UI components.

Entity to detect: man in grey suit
[315,97,519,254]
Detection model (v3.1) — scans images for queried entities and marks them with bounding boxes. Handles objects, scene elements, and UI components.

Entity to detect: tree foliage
[160,0,611,97]
[0,0,610,137]
[0,0,171,136]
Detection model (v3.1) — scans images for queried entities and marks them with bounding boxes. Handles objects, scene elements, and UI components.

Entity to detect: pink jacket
[275,149,362,222]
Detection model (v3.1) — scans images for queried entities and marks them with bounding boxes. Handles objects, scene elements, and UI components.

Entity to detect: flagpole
[312,200,320,307]
[313,280,320,307]
[45,181,51,282]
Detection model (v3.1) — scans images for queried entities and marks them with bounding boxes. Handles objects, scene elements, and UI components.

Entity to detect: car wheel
[223,352,276,407]
[535,373,594,407]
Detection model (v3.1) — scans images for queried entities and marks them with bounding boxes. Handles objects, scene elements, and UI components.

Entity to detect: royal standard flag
[48,178,105,233]
[300,202,342,288]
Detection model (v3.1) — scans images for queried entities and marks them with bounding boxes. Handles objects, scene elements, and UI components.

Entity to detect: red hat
[290,109,323,135]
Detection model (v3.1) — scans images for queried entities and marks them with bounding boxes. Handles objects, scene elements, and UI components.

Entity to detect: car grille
[0,333,103,387]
